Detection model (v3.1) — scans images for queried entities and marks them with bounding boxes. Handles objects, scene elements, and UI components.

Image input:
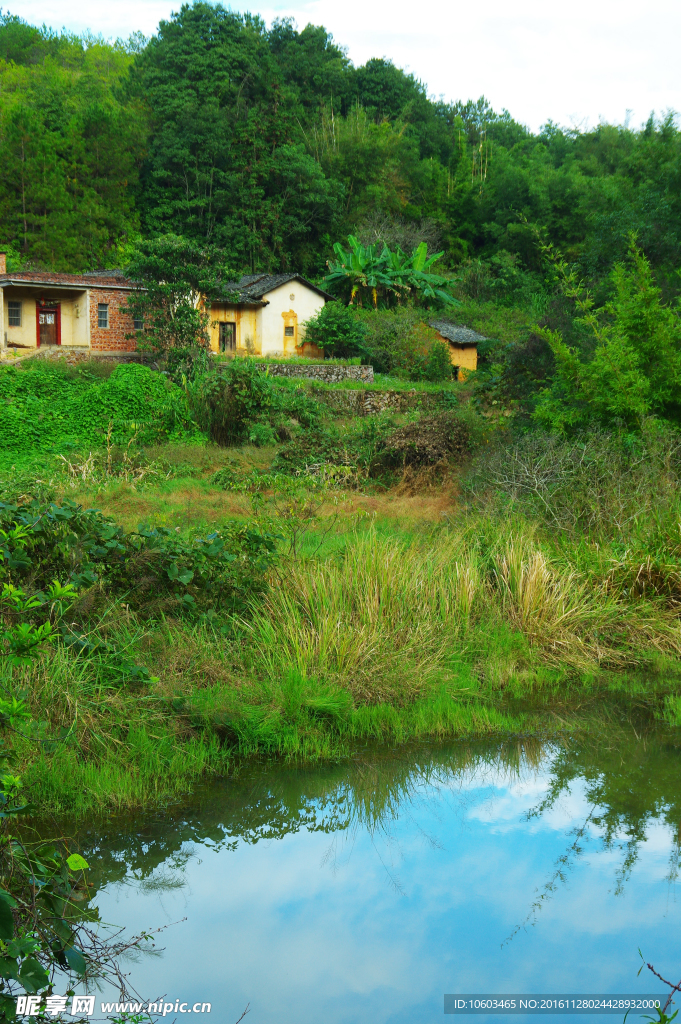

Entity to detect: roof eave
[255,275,336,303]
[0,277,139,292]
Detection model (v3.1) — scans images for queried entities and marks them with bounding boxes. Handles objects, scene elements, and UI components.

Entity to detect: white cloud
[13,0,681,131]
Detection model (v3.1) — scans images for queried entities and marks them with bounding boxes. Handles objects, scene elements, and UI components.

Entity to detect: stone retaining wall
[311,388,446,416]
[254,363,374,383]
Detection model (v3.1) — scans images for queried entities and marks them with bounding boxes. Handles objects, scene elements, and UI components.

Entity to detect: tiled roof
[214,273,335,304]
[429,319,488,345]
[0,270,133,289]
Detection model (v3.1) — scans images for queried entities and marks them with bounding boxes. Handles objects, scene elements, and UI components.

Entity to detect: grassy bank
[6,500,681,816]
[3,358,681,817]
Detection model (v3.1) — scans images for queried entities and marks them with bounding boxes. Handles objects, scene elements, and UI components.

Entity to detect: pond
[76,731,681,1023]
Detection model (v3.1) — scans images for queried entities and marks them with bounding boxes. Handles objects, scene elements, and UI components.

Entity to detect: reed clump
[242,526,681,697]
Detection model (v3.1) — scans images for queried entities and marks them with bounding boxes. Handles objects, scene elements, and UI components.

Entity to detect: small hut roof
[429,319,488,345]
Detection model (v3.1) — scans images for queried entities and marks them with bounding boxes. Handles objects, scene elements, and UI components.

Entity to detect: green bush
[410,339,453,382]
[0,497,279,619]
[273,416,400,481]
[270,381,324,429]
[354,307,440,376]
[0,360,189,465]
[189,359,273,444]
[302,302,367,357]
[164,345,210,384]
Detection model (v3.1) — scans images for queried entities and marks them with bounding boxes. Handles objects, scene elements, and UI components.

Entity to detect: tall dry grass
[242,526,681,696]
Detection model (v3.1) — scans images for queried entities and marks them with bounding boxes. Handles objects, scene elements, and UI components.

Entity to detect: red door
[36,305,61,347]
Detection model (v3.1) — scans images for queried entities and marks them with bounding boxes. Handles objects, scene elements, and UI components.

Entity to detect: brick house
[0,258,334,358]
[0,254,140,354]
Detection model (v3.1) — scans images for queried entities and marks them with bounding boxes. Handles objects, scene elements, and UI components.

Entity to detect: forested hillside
[1,2,681,289]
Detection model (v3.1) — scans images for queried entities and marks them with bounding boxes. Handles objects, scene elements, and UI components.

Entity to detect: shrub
[189,359,273,445]
[0,498,279,618]
[354,307,440,375]
[463,424,681,538]
[375,412,471,468]
[0,360,188,460]
[410,339,453,382]
[270,381,324,429]
[302,302,366,357]
[164,345,210,384]
[273,428,360,476]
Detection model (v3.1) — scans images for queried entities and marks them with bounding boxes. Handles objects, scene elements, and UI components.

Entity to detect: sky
[9,0,681,133]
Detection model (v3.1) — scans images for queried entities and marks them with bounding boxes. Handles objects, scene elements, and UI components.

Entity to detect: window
[97,303,109,328]
[7,301,21,327]
[133,316,144,331]
[284,326,295,337]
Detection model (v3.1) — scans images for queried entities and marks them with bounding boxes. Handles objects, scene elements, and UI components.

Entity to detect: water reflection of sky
[92,761,678,1024]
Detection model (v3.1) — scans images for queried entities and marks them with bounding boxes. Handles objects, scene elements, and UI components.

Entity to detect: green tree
[325,235,457,308]
[123,234,230,353]
[0,16,145,269]
[302,301,366,357]
[131,3,342,273]
[535,242,681,431]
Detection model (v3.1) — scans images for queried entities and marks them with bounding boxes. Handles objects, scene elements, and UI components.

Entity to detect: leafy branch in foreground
[0,651,165,1020]
[636,956,681,1024]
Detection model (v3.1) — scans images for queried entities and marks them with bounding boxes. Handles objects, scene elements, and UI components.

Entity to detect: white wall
[260,281,326,356]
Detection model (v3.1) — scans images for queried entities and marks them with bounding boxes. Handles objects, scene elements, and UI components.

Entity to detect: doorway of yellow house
[219,322,236,353]
[282,310,298,355]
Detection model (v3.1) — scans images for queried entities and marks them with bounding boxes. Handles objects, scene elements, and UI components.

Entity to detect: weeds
[465,424,681,538]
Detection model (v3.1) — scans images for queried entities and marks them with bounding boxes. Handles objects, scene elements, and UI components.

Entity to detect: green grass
[9,513,681,817]
[4,402,681,818]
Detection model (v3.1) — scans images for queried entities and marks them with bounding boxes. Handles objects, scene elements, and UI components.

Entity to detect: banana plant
[325,236,458,308]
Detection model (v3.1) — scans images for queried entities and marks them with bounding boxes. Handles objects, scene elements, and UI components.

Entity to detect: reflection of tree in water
[505,726,681,942]
[61,740,544,896]
[44,729,681,908]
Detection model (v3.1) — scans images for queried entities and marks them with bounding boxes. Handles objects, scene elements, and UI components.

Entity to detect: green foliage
[270,382,325,429]
[163,346,210,385]
[0,497,278,620]
[0,13,144,270]
[464,424,681,548]
[410,339,454,382]
[6,7,681,287]
[272,416,407,483]
[0,361,191,469]
[325,235,457,308]
[302,302,367,357]
[131,3,342,272]
[122,235,231,352]
[0,525,170,1019]
[534,242,681,431]
[189,360,273,445]
[457,251,546,306]
[352,307,441,377]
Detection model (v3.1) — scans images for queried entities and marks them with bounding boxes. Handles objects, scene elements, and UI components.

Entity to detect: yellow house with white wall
[208,273,335,357]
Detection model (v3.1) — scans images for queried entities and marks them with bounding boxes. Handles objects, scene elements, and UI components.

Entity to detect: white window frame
[97,303,109,329]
